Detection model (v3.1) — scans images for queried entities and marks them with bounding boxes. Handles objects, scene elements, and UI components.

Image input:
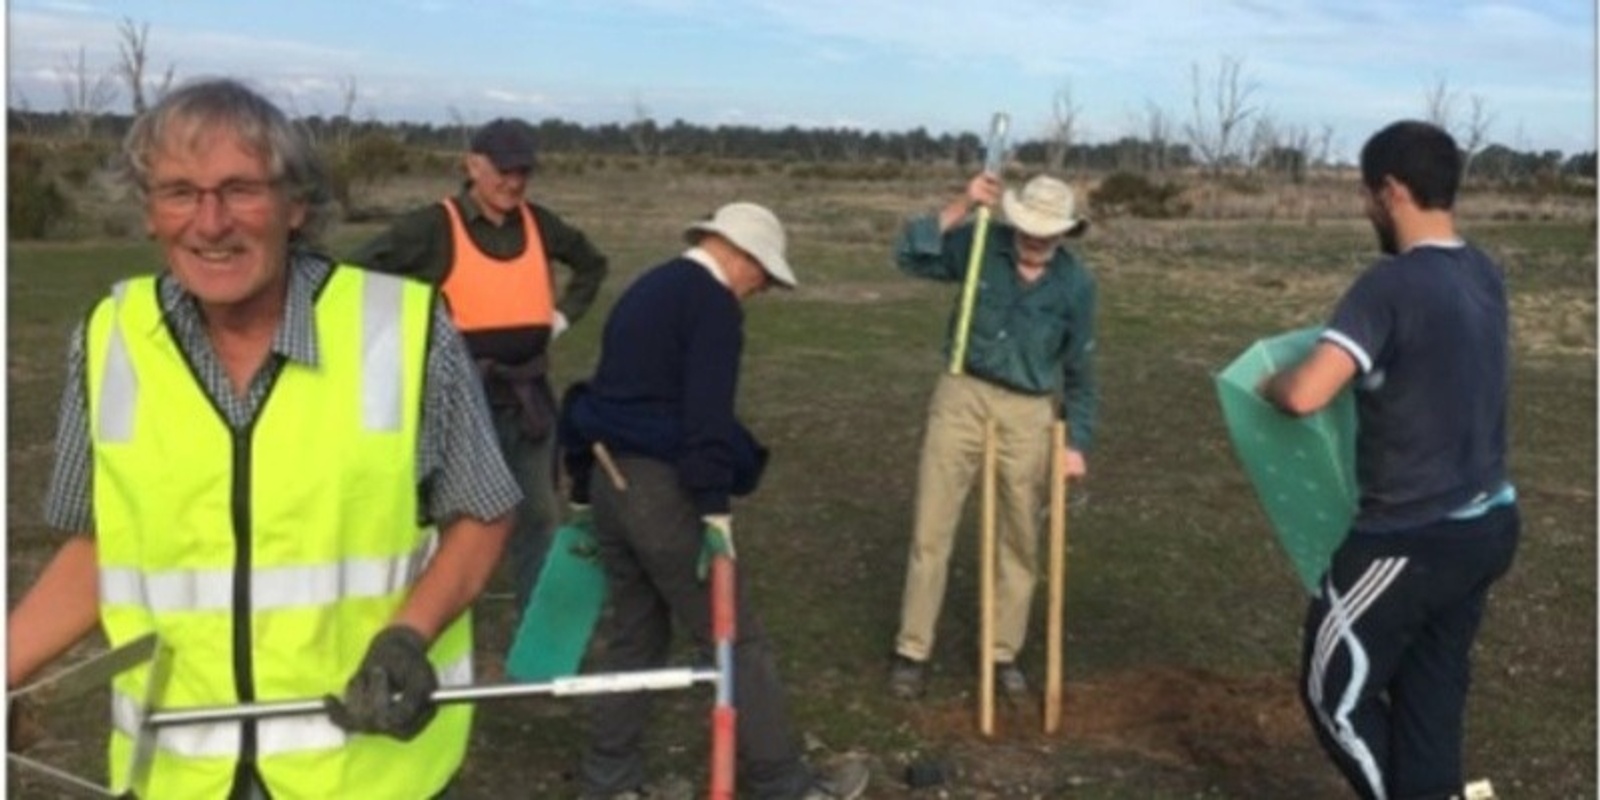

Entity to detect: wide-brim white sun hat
[1001,176,1089,238]
[684,202,797,288]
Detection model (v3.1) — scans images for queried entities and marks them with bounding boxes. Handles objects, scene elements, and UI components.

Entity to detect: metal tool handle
[144,667,718,728]
[949,112,1010,375]
[982,112,1010,175]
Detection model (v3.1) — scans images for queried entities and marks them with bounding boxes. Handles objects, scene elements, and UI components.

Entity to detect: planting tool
[1044,420,1068,734]
[948,112,1010,375]
[977,418,998,737]
[7,634,161,798]
[708,552,737,800]
[13,633,719,798]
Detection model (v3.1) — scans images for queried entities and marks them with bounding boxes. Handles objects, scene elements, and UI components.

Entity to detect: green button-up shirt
[896,214,1099,450]
[348,186,609,327]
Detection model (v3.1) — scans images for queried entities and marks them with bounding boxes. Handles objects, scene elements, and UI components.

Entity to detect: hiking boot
[800,757,870,800]
[888,654,926,700]
[996,662,1029,700]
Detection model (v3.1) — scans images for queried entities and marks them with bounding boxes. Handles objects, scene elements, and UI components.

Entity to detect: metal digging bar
[11,633,718,798]
[127,659,719,798]
[947,111,1011,376]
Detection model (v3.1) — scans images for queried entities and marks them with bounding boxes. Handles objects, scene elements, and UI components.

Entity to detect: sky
[5,0,1596,160]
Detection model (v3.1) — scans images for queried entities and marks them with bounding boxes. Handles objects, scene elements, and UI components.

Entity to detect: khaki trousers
[895,373,1055,664]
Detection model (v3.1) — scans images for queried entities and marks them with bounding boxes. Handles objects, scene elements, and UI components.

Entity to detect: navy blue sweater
[561,257,768,514]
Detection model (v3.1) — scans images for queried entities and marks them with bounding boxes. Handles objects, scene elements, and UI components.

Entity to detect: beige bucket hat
[1001,176,1089,238]
[684,202,797,288]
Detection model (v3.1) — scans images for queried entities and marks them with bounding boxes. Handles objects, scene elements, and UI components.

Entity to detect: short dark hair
[1359,120,1462,211]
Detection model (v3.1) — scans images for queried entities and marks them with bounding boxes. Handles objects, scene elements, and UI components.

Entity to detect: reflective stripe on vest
[437,197,555,331]
[86,267,472,798]
[98,534,439,611]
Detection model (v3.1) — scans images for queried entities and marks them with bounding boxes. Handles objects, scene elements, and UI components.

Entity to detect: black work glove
[327,625,438,741]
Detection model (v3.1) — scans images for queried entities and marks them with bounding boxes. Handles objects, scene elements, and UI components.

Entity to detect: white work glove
[552,311,570,340]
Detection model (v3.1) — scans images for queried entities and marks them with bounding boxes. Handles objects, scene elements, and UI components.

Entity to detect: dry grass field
[7,160,1595,798]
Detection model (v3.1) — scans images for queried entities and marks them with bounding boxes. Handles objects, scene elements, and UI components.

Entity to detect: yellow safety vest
[86,266,473,799]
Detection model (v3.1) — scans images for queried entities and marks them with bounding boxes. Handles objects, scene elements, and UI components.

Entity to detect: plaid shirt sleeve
[417,304,523,525]
[43,322,93,534]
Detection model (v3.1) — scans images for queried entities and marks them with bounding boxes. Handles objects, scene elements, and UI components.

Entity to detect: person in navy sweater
[559,203,869,800]
[1261,120,1518,800]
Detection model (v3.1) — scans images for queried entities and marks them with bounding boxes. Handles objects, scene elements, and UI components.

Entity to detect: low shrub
[1090,171,1191,219]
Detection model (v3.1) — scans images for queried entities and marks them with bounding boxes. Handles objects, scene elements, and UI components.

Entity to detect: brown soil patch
[897,666,1319,796]
[909,667,1304,762]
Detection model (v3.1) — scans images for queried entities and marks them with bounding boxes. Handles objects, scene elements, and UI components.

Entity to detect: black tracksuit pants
[1300,504,1519,800]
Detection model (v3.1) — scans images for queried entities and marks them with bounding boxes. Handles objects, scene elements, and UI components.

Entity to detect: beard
[1369,211,1399,255]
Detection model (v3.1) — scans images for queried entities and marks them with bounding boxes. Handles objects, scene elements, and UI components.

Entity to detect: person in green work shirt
[348,118,609,620]
[887,171,1099,701]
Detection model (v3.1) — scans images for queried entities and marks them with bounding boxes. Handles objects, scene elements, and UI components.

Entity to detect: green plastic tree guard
[1215,327,1358,594]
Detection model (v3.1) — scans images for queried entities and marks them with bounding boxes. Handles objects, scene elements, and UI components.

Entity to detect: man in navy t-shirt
[1261,120,1518,800]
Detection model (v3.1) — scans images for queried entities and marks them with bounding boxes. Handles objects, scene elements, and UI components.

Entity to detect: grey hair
[121,77,336,247]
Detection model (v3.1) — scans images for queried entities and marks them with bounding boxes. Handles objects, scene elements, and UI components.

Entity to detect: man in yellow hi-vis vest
[6,78,519,799]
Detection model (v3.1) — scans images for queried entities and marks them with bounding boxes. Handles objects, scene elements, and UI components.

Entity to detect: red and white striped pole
[708,555,737,799]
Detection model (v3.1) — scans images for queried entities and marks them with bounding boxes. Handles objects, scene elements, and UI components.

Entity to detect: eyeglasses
[147,178,280,215]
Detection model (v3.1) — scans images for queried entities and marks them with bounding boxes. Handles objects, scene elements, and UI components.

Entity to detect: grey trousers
[579,456,810,799]
[492,401,560,620]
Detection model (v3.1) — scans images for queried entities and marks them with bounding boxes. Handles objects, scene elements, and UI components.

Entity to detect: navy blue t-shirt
[1321,242,1510,532]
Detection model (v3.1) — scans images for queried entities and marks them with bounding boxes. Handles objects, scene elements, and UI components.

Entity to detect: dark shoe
[800,757,870,800]
[996,662,1029,700]
[888,654,926,700]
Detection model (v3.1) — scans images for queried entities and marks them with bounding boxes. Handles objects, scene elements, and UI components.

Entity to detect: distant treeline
[11,108,1594,185]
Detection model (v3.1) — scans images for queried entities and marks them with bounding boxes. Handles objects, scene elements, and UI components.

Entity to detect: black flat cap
[470,118,537,171]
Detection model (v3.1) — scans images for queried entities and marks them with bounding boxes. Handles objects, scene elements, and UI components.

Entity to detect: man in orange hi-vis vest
[351,118,609,620]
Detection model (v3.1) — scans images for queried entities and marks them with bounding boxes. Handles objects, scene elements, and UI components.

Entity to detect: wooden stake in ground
[978,418,998,737]
[1045,420,1069,734]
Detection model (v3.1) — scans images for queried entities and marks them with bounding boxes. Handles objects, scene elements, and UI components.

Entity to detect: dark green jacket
[896,214,1099,450]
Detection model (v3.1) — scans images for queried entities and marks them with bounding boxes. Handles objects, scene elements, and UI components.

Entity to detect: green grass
[8,172,1594,798]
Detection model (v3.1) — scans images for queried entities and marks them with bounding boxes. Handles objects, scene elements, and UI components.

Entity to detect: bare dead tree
[10,85,37,136]
[1424,75,1456,130]
[1183,55,1259,175]
[1460,93,1495,178]
[116,17,174,116]
[446,105,475,150]
[626,94,656,157]
[1315,123,1335,169]
[1044,82,1079,172]
[1422,76,1495,178]
[1143,100,1173,175]
[1245,113,1277,176]
[59,46,119,140]
[335,75,360,150]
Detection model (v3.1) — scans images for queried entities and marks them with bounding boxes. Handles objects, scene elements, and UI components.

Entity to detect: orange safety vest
[438,198,555,333]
